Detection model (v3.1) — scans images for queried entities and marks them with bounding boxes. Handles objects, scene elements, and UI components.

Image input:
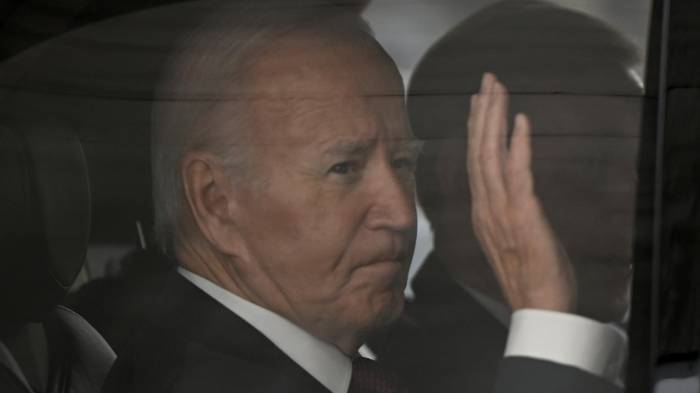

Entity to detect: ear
[181,151,240,255]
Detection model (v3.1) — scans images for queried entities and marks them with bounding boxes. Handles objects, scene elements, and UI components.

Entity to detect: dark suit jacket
[102,265,620,393]
[101,270,330,393]
[371,253,622,393]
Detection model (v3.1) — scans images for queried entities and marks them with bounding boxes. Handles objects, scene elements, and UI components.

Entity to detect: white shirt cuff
[504,309,627,383]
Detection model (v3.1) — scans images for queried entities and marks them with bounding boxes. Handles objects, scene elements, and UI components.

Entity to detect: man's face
[220,36,418,344]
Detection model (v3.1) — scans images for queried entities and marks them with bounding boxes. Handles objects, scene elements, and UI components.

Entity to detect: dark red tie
[348,357,408,393]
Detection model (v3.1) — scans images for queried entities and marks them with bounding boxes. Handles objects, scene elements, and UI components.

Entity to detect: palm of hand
[467,73,576,313]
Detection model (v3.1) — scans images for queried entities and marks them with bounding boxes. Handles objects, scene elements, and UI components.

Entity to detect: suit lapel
[150,269,333,393]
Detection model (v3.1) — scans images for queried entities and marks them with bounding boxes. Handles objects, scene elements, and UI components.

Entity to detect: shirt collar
[177,267,352,393]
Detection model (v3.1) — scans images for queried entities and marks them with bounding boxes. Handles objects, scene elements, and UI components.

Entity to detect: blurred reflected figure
[375,1,643,392]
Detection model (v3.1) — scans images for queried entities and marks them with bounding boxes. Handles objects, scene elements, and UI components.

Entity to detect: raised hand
[467,73,576,313]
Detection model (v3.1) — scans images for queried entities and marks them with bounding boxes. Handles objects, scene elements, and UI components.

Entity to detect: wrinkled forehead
[239,31,410,143]
[246,91,411,149]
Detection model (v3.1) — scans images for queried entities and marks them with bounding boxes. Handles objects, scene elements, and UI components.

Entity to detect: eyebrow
[321,138,424,158]
[322,139,376,158]
[395,139,425,157]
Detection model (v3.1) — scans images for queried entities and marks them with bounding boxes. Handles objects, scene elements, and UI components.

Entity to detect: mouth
[349,247,411,292]
[361,247,411,270]
[354,259,404,287]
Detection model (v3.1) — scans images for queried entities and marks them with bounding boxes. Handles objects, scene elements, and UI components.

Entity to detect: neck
[175,240,269,314]
[324,330,366,357]
[176,242,364,357]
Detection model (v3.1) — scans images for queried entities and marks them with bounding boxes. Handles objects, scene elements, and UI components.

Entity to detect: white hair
[151,2,374,254]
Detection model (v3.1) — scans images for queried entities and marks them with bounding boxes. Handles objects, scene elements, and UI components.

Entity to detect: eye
[329,161,359,175]
[392,157,417,172]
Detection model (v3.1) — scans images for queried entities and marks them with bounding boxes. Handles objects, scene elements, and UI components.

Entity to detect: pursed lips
[359,245,410,268]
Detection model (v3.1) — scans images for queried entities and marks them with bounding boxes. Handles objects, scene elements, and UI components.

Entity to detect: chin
[342,268,408,332]
[362,288,406,331]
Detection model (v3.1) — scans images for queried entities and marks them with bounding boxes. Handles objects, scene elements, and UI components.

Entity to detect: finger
[480,79,514,244]
[467,95,487,200]
[498,83,510,157]
[467,74,493,203]
[467,94,480,190]
[473,73,493,138]
[506,113,535,204]
[480,79,509,201]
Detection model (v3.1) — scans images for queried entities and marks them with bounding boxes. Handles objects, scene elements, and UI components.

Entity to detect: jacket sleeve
[493,356,622,393]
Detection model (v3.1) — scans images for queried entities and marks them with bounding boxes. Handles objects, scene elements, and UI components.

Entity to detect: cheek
[243,176,368,287]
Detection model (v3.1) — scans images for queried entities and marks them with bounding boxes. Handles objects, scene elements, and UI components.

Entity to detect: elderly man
[103,3,624,393]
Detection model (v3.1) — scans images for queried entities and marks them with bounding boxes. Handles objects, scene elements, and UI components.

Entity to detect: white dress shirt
[465,287,627,385]
[178,267,625,393]
[178,268,352,393]
[654,356,700,393]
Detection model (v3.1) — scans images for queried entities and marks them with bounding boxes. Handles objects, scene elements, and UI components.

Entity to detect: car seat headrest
[0,123,90,323]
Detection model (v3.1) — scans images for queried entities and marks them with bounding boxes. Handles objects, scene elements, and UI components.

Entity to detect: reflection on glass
[0,1,657,393]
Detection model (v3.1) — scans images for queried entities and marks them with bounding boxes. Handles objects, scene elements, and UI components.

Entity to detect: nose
[364,162,416,233]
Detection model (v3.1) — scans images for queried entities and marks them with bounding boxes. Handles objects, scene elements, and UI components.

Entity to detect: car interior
[0,1,698,392]
[0,123,115,393]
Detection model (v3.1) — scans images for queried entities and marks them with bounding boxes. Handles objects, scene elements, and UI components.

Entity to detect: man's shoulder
[103,321,330,393]
[99,271,252,392]
[102,267,265,359]
[102,328,282,393]
[101,270,330,393]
